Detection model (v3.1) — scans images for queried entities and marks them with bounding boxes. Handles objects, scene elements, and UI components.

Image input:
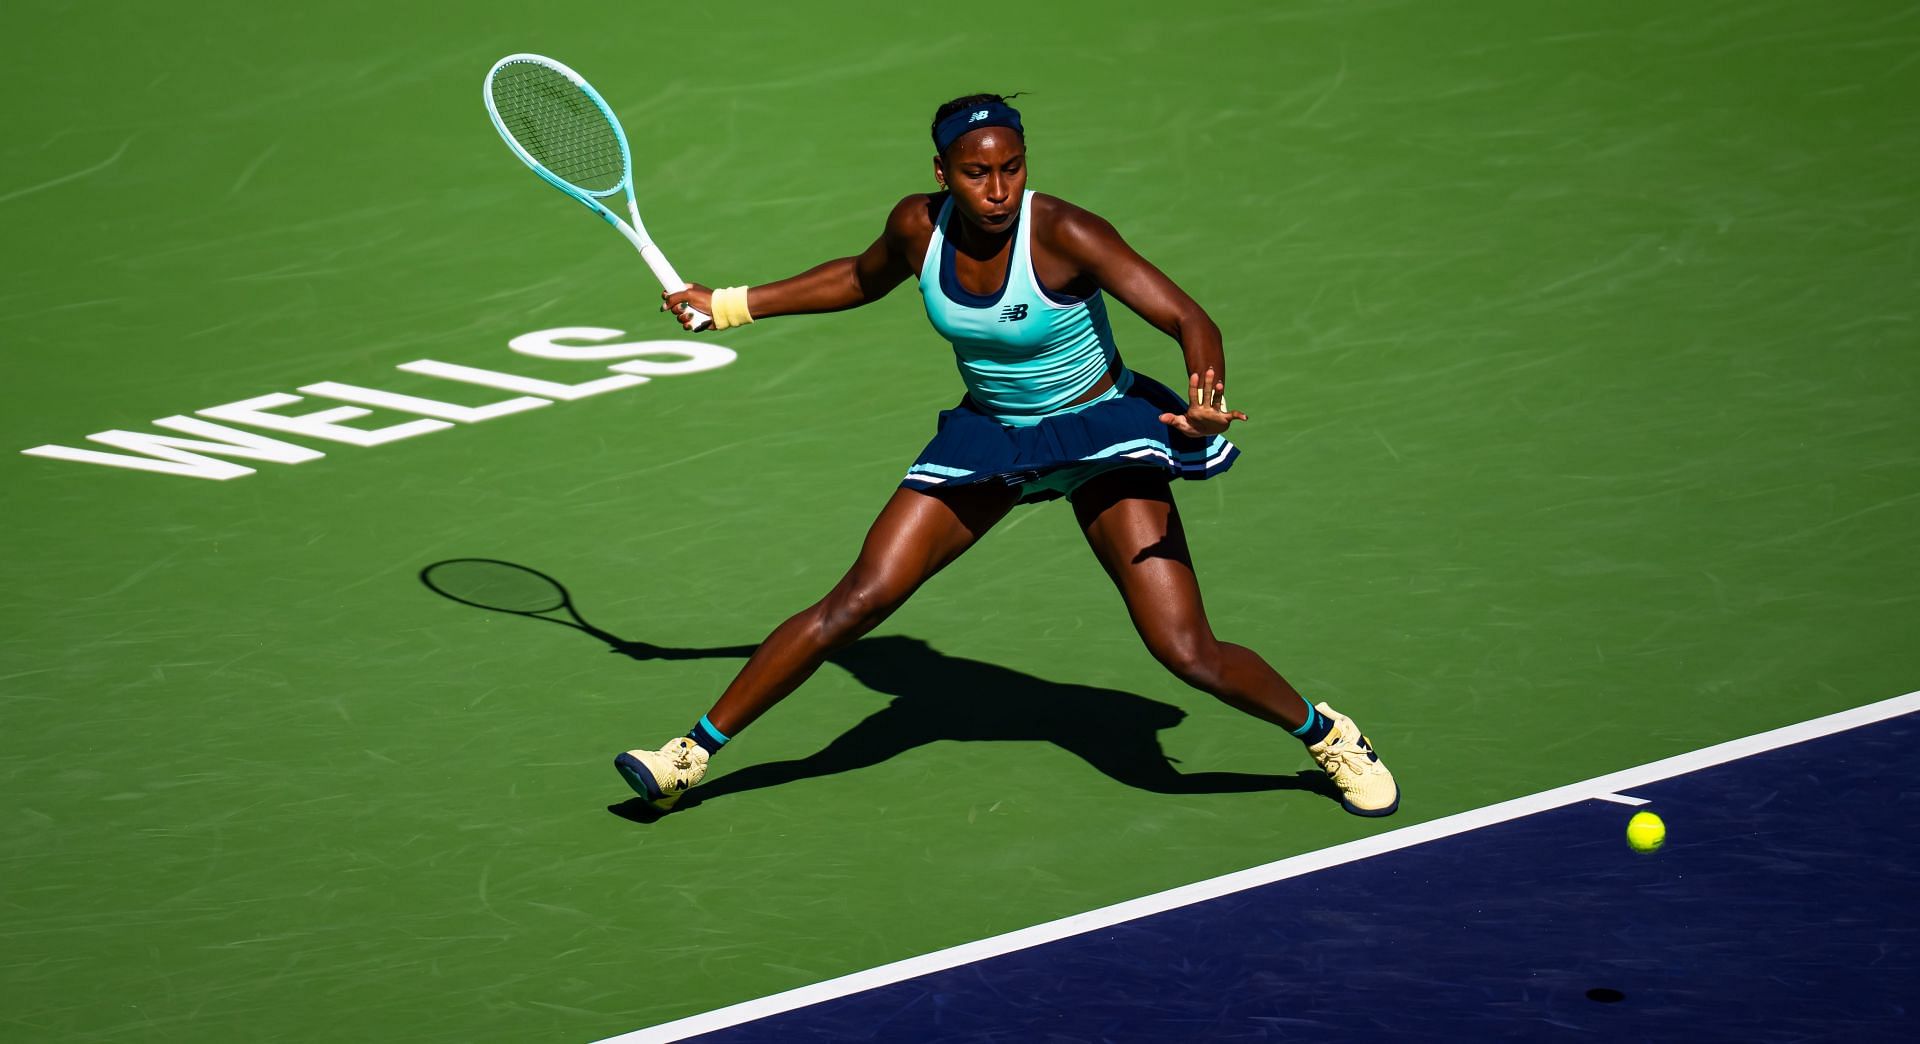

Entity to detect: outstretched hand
[660,285,714,331]
[1158,367,1247,437]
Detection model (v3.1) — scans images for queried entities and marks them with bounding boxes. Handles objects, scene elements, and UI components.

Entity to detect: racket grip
[639,242,712,330]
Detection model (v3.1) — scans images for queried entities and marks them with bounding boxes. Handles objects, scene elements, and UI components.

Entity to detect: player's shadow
[418,559,1338,819]
[659,635,1336,817]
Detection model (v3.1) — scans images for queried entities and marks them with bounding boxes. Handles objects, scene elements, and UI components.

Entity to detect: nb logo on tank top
[998,304,1029,323]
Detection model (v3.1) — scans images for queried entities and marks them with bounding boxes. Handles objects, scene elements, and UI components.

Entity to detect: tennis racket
[483,54,711,329]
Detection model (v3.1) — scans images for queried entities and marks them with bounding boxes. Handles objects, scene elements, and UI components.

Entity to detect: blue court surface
[610,694,1919,1042]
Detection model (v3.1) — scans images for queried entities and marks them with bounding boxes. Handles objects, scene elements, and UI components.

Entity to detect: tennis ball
[1626,810,1666,853]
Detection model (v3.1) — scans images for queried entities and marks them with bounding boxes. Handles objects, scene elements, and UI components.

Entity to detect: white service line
[596,688,1920,1044]
[1594,793,1651,806]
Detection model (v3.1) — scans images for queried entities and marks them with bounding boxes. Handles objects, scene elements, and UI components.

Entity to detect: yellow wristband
[710,285,754,330]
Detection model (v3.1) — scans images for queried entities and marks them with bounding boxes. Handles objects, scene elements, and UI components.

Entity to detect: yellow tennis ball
[1626,810,1666,853]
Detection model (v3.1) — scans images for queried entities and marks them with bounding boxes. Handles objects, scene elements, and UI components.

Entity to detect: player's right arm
[662,195,930,329]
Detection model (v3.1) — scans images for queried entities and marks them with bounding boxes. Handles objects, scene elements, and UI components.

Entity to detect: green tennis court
[5,0,1916,1039]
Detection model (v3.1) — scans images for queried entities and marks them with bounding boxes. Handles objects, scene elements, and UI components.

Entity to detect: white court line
[597,688,1920,1044]
[1594,793,1650,806]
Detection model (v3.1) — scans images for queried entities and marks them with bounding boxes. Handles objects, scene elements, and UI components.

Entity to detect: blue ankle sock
[687,715,730,756]
[1288,702,1333,746]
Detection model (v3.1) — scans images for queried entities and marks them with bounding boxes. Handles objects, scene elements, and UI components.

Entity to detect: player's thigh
[1072,468,1211,634]
[847,482,1017,596]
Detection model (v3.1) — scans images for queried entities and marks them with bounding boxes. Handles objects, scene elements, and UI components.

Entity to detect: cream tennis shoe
[614,737,709,811]
[1307,702,1399,817]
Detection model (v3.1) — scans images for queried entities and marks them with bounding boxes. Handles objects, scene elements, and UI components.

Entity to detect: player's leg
[707,482,1015,733]
[1070,468,1398,816]
[616,482,1017,809]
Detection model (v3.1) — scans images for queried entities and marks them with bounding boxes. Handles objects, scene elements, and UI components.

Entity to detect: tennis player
[618,95,1398,817]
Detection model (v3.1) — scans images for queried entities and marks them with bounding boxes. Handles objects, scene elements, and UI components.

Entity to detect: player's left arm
[1042,197,1247,435]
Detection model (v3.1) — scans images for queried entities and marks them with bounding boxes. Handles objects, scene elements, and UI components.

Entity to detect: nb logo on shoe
[969,110,990,122]
[998,304,1029,322]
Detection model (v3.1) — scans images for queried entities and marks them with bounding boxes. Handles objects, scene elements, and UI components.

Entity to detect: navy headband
[933,101,1024,153]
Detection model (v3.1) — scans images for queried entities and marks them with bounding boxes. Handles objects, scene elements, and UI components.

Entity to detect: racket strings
[490,62,626,194]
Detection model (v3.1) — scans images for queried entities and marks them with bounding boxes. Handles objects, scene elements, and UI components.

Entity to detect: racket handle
[638,243,711,330]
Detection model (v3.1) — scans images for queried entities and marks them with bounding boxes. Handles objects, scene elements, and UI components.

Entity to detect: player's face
[935,129,1027,234]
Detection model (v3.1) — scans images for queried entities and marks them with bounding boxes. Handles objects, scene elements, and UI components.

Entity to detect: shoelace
[1319,741,1379,778]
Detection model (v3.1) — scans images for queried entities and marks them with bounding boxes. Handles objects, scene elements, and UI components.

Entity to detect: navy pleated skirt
[900,371,1240,504]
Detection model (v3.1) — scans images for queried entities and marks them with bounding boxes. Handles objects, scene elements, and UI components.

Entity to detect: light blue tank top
[918,190,1122,426]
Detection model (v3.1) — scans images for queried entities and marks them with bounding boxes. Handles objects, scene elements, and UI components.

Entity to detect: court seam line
[596,688,1920,1044]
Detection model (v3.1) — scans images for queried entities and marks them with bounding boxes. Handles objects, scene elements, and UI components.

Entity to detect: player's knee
[1148,633,1222,691]
[817,576,906,646]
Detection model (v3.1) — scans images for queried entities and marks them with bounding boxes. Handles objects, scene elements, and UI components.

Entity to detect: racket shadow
[419,557,759,662]
[417,559,1339,817]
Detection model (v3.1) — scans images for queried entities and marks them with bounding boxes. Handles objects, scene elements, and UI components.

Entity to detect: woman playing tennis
[617,95,1398,817]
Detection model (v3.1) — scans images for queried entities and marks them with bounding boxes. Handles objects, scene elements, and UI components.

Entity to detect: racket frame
[484,53,712,328]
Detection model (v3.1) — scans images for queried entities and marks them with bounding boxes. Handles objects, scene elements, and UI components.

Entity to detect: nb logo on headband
[969,110,990,122]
